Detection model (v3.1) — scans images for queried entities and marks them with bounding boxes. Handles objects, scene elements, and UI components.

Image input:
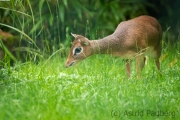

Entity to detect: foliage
[0,0,150,52]
[1,0,179,53]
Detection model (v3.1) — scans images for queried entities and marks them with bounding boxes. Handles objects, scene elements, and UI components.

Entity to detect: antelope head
[65,33,92,68]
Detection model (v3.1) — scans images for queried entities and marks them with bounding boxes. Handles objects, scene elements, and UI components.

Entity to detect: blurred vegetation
[0,0,179,57]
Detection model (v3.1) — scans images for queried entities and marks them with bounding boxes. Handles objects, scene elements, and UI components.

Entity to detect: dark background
[0,0,180,54]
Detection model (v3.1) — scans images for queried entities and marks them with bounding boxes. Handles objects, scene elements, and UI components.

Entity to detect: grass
[0,42,180,120]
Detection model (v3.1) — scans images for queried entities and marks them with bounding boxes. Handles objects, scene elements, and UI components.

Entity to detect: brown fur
[65,15,162,78]
[0,30,18,60]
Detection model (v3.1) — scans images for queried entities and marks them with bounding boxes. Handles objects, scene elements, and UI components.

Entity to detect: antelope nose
[65,62,69,68]
[65,62,75,68]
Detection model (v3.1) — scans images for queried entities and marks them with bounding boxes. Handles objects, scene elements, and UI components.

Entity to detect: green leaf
[29,18,43,35]
[59,4,65,23]
[62,0,68,8]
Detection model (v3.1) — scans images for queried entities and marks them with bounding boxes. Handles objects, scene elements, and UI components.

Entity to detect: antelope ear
[77,38,89,45]
[82,41,90,46]
[71,33,79,38]
[81,38,90,46]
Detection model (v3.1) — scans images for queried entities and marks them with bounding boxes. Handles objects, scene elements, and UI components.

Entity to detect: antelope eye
[75,47,82,53]
[74,47,82,56]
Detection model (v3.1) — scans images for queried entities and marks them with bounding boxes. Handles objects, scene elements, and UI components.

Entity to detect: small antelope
[65,15,162,78]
